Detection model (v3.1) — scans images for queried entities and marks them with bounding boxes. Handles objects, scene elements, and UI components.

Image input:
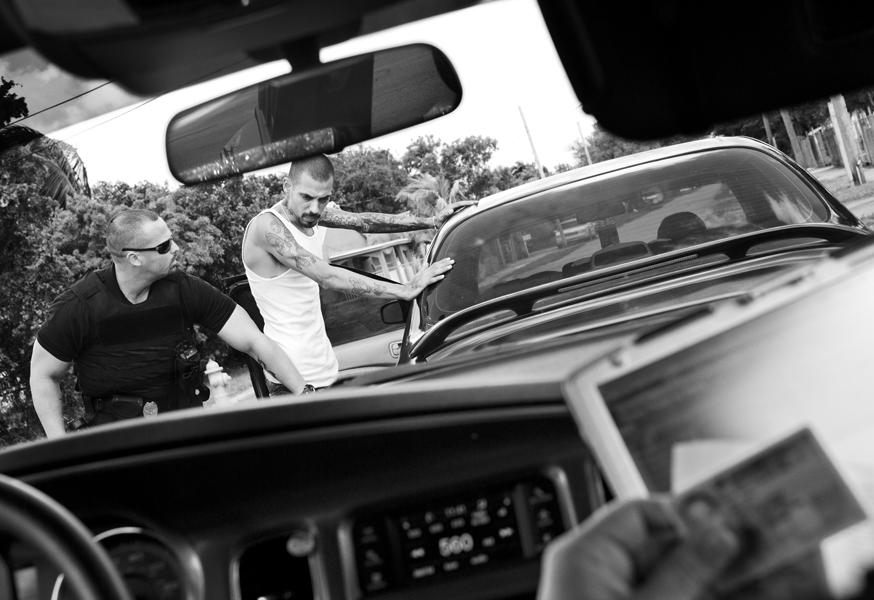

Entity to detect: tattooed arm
[319,201,476,233]
[260,213,454,300]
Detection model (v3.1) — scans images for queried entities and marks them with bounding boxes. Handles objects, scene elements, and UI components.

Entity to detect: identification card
[673,427,866,591]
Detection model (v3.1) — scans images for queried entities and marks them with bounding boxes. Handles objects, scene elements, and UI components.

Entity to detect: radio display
[396,488,521,581]
[353,476,564,595]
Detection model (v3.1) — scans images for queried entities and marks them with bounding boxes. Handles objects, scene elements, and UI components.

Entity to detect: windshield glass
[2,0,874,451]
[422,147,834,324]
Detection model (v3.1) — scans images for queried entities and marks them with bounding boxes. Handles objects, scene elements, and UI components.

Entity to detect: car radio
[351,474,566,595]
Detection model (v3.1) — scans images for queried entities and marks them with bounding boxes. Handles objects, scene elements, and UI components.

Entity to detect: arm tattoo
[348,276,389,298]
[264,218,318,271]
[321,206,431,233]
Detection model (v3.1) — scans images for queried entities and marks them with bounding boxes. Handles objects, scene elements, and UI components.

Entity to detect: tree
[1,126,91,202]
[333,146,409,213]
[0,76,28,127]
[168,176,278,287]
[401,135,500,199]
[711,101,829,156]
[490,161,541,191]
[572,124,668,164]
[401,135,442,176]
[439,136,498,198]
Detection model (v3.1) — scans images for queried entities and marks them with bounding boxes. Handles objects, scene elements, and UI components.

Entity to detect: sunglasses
[121,239,173,254]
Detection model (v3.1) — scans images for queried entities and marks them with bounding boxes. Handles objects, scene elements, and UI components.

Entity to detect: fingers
[537,499,683,600]
[409,258,455,292]
[637,514,740,600]
[429,258,455,275]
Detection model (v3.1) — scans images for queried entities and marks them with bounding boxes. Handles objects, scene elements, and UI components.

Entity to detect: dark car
[6,2,874,600]
[378,137,868,367]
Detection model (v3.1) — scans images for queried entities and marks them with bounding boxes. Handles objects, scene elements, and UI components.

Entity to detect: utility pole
[577,121,593,165]
[518,106,545,178]
[828,94,866,185]
[779,109,806,166]
[761,113,776,147]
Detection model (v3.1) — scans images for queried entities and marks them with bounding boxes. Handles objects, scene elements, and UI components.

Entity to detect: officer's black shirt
[37,266,236,410]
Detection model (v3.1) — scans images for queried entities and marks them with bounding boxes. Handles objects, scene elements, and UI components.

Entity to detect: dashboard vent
[238,532,313,600]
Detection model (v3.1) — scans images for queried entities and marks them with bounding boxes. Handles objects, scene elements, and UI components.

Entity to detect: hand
[406,257,455,298]
[432,201,477,228]
[537,498,739,600]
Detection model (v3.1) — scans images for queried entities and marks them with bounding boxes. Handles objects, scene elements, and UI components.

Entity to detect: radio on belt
[352,475,566,595]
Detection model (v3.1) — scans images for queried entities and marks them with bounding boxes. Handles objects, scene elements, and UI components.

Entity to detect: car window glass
[423,147,834,325]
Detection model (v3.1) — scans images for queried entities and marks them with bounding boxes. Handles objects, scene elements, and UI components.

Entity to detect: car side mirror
[381,300,409,325]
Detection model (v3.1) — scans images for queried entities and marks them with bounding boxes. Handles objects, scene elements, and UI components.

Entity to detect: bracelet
[301,384,316,394]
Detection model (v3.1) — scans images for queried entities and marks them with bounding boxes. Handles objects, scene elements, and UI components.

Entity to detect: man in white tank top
[242,154,459,393]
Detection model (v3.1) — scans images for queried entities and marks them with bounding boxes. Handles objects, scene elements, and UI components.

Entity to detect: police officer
[29,208,307,436]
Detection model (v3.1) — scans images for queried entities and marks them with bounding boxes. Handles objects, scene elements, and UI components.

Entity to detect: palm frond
[0,125,91,200]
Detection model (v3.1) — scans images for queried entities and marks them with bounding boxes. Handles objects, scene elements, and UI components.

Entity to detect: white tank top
[243,208,338,387]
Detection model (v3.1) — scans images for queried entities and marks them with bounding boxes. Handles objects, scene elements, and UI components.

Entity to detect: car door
[321,265,407,382]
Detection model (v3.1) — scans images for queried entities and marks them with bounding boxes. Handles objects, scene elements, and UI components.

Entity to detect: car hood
[375,245,847,384]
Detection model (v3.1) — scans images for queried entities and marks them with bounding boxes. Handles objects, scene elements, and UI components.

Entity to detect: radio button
[408,545,428,561]
[442,560,462,573]
[470,509,491,527]
[363,547,386,568]
[469,553,489,567]
[363,569,388,593]
[410,563,437,580]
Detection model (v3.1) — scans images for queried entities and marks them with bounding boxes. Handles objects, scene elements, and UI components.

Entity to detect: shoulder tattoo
[264,218,318,270]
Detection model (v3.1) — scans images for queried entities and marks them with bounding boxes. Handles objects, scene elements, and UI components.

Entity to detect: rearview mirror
[166,44,461,184]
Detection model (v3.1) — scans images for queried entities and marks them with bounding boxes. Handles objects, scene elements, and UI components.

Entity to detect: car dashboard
[0,383,606,600]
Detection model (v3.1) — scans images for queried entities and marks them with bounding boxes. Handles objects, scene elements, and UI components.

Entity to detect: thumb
[636,523,740,600]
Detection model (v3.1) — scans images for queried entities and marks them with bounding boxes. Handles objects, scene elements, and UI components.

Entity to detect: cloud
[1,49,142,134]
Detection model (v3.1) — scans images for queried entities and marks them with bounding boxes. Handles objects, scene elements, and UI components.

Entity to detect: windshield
[2,0,874,452]
[422,147,835,324]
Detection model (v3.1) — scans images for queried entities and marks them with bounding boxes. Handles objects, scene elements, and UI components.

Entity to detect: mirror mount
[281,37,321,71]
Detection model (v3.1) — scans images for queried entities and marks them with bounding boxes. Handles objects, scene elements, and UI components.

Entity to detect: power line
[61,58,257,139]
[7,57,257,138]
[64,96,161,139]
[3,81,115,128]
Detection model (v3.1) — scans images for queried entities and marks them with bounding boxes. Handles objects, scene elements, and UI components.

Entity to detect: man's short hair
[106,208,160,256]
[289,154,334,183]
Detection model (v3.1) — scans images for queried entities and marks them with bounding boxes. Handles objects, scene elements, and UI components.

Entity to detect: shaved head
[289,154,334,184]
[106,209,160,256]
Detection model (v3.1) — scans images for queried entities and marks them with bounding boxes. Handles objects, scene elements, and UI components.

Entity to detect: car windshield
[422,146,834,324]
[2,0,874,452]
[9,2,874,600]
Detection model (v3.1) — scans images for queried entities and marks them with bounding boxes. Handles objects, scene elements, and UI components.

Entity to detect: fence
[803,111,874,169]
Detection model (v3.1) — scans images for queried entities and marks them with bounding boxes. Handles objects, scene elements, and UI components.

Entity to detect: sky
[3,0,595,187]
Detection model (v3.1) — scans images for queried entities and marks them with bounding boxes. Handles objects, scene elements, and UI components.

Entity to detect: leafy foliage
[0,76,28,127]
[1,125,92,202]
[333,146,409,213]
[401,135,505,199]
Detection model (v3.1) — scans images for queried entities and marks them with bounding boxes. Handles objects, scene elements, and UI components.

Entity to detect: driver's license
[673,427,866,591]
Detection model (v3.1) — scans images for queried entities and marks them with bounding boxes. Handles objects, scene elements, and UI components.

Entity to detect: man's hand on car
[406,257,455,299]
[537,497,739,600]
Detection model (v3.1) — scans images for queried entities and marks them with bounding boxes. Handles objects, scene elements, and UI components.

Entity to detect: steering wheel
[0,473,132,600]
